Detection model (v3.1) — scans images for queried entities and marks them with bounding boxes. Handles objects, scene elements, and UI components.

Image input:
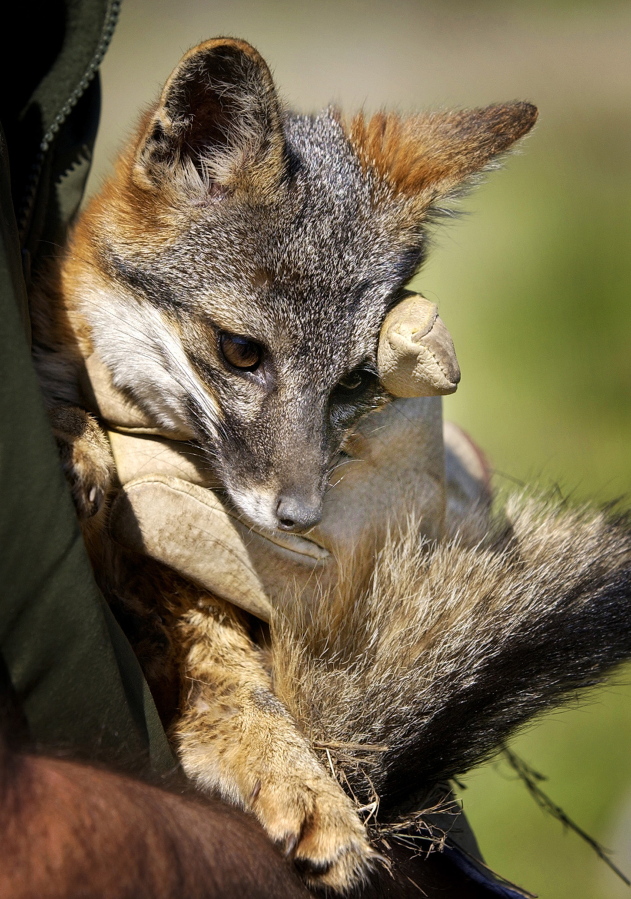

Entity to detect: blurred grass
[460,678,631,899]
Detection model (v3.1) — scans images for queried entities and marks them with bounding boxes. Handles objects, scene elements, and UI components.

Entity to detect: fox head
[69,38,536,533]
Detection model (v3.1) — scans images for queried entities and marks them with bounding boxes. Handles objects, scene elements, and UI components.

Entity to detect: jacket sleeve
[0,1,175,775]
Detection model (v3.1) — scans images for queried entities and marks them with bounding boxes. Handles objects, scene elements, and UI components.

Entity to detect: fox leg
[174,595,374,893]
[49,406,115,520]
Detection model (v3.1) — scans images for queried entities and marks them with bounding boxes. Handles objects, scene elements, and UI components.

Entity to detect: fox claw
[248,772,375,892]
[50,407,115,522]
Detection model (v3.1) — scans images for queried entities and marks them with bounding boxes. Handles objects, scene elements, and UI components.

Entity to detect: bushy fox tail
[272,492,631,815]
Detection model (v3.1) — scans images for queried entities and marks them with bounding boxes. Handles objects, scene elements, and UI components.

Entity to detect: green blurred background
[87,1,631,895]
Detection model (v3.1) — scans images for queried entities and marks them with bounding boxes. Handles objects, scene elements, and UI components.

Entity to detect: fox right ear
[132,38,286,200]
[346,102,538,214]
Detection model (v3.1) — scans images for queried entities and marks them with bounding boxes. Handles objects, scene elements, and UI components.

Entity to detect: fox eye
[333,369,375,400]
[339,371,364,391]
[219,332,262,371]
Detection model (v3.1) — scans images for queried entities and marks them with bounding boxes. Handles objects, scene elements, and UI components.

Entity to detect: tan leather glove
[104,405,490,622]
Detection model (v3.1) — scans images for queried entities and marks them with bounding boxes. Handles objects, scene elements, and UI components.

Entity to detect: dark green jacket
[0,0,174,774]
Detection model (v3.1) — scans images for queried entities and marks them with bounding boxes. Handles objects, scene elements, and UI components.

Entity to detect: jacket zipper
[18,0,122,239]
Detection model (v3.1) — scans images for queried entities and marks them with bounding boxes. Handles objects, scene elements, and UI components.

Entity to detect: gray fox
[33,37,536,535]
[30,37,554,892]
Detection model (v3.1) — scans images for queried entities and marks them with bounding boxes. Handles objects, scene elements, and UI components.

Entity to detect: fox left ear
[346,102,538,213]
[132,38,286,199]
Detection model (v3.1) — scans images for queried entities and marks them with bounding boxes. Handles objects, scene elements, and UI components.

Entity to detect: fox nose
[276,495,322,532]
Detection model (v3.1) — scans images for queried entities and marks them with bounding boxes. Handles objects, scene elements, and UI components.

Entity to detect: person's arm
[0,731,311,899]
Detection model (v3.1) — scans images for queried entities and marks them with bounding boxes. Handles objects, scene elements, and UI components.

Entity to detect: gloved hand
[106,399,490,621]
[82,293,489,621]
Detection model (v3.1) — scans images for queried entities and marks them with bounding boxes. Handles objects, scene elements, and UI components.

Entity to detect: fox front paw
[50,406,115,520]
[248,768,375,893]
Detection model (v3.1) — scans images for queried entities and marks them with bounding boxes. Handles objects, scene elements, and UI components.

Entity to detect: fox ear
[132,38,285,198]
[347,103,538,212]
